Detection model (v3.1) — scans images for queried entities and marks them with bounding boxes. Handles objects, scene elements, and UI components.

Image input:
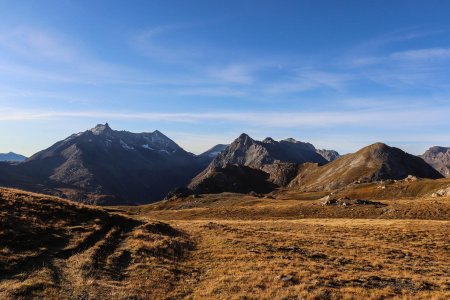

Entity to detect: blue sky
[1,0,450,156]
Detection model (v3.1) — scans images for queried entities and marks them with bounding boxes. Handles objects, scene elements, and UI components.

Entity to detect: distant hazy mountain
[189,134,328,194]
[0,152,27,162]
[0,124,211,204]
[289,143,443,191]
[420,146,450,177]
[316,149,340,162]
[199,144,229,158]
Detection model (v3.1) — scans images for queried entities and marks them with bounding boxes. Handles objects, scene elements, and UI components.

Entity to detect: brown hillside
[289,143,443,192]
[0,188,194,299]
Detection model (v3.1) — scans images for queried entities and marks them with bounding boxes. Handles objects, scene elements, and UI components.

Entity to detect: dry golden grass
[171,219,450,300]
[0,188,194,300]
[125,192,450,221]
[1,186,450,299]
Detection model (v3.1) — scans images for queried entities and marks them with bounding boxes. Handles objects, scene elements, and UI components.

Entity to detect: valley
[2,2,450,299]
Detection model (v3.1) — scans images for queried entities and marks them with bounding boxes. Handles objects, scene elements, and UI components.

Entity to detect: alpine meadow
[0,1,449,300]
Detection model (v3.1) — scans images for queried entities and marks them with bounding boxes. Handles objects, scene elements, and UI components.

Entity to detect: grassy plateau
[1,182,449,299]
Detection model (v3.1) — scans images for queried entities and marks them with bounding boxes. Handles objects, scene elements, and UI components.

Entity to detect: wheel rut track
[1,215,141,280]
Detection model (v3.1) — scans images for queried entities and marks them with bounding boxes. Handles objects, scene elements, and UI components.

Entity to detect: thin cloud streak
[1,107,449,129]
[391,47,450,60]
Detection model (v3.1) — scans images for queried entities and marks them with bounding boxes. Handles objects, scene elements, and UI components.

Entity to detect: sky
[1,0,450,156]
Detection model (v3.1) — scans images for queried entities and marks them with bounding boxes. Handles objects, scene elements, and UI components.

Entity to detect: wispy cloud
[265,70,354,94]
[391,47,450,60]
[131,24,205,63]
[0,27,77,63]
[0,26,138,86]
[1,105,449,129]
[207,64,255,84]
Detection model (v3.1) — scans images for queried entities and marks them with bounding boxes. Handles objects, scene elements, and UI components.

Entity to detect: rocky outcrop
[316,149,340,162]
[420,146,450,178]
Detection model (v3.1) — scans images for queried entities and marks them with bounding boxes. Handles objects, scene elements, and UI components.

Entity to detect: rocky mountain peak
[428,146,450,154]
[235,133,254,146]
[262,137,276,144]
[90,123,112,135]
[282,138,297,143]
[361,142,391,157]
[316,149,340,162]
[5,125,208,204]
[420,146,450,178]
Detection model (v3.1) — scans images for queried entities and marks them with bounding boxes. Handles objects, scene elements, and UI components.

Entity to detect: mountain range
[188,136,443,195]
[0,124,448,205]
[0,124,214,204]
[188,134,331,193]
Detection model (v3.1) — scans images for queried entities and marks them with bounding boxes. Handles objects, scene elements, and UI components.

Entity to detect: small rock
[275,274,295,283]
[404,175,418,182]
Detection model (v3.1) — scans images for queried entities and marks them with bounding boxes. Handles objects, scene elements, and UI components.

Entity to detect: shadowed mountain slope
[0,124,211,205]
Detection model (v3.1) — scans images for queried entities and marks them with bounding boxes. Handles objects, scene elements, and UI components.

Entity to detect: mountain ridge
[289,142,443,191]
[188,134,329,194]
[0,124,212,205]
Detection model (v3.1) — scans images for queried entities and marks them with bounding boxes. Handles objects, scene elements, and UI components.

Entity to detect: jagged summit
[236,133,254,146]
[212,134,327,168]
[90,123,112,135]
[188,133,328,194]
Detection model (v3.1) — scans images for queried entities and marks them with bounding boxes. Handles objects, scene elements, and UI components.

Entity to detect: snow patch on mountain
[120,140,134,151]
[142,144,154,150]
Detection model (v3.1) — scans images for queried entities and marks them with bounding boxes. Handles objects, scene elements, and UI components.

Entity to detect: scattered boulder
[165,187,193,200]
[321,197,386,206]
[354,199,385,205]
[404,175,418,182]
[431,186,450,197]
[275,274,298,284]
